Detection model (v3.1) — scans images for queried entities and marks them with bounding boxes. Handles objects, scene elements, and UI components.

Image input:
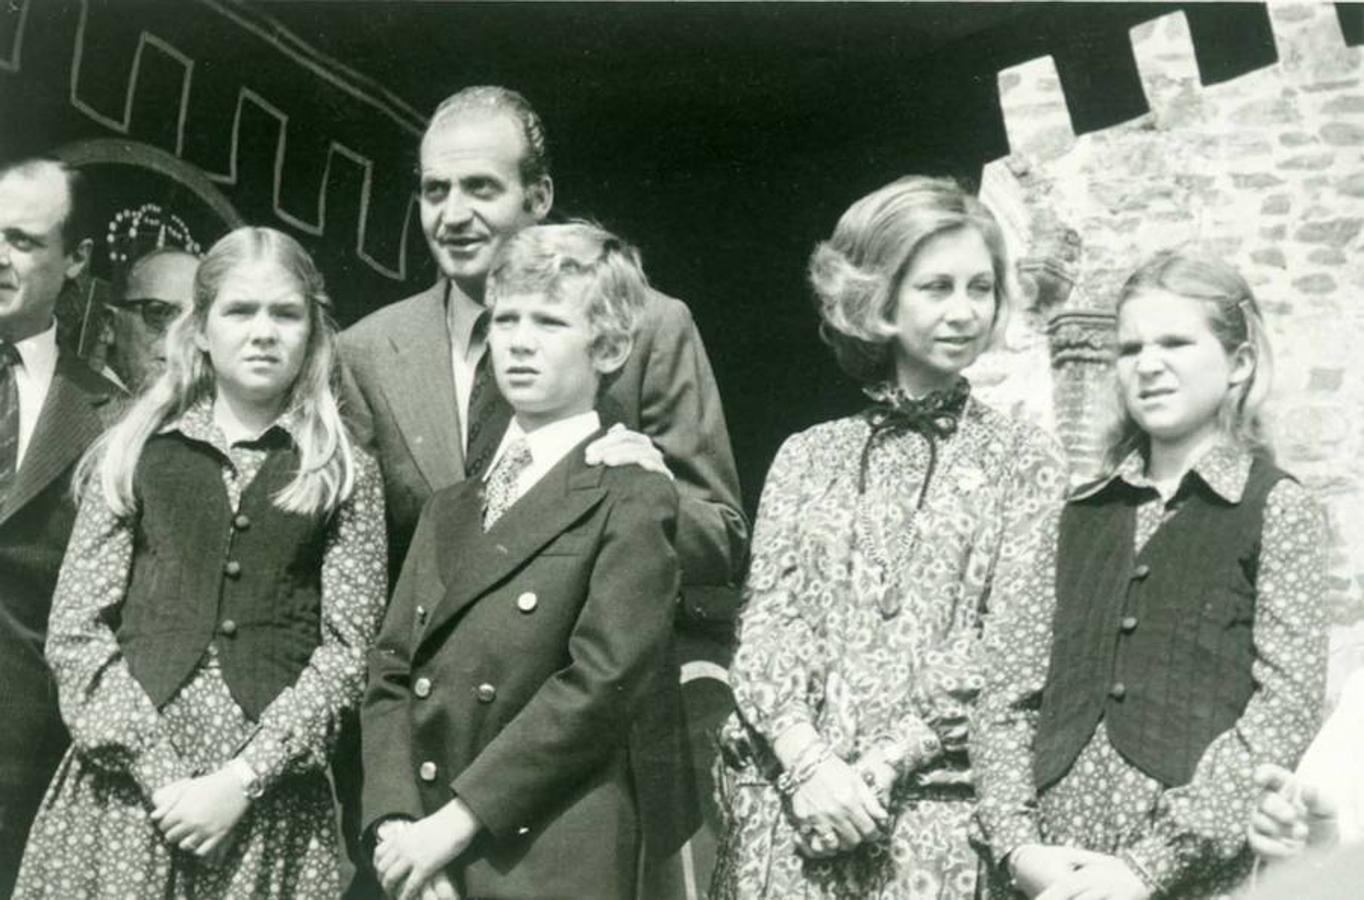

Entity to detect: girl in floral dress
[14,227,386,899]
[973,251,1330,899]
[710,176,1067,899]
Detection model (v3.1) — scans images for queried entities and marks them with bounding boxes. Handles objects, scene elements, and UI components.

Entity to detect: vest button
[233,514,251,531]
[1121,616,1138,633]
[223,560,242,578]
[516,592,538,613]
[414,677,432,699]
[220,619,238,636]
[1109,682,1127,700]
[475,683,497,703]
[1132,563,1151,579]
[419,761,437,782]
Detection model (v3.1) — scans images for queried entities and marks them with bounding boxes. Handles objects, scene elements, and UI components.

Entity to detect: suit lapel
[1,355,114,525]
[380,282,465,491]
[421,436,607,645]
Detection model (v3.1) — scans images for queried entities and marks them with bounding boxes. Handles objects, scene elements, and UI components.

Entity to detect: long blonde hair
[78,227,356,517]
[1100,249,1275,474]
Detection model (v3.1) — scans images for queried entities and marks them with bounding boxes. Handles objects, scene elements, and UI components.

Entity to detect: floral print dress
[711,388,1067,900]
[13,401,387,900]
[973,442,1330,898]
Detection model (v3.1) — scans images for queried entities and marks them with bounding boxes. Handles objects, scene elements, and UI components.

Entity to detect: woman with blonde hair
[14,227,387,899]
[711,176,1067,899]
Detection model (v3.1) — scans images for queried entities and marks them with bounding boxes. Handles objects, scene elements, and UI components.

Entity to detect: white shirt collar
[486,410,602,493]
[10,320,60,468]
[12,320,59,375]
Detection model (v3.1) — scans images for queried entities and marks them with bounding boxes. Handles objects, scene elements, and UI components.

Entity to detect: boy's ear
[592,334,632,377]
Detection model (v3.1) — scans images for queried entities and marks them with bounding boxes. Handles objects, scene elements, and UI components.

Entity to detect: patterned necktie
[0,342,21,506]
[483,437,533,531]
[464,315,512,480]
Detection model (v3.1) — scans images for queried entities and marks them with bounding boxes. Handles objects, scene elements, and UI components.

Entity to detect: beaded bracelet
[776,741,833,796]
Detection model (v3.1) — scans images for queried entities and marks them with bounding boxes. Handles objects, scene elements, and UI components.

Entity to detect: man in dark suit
[339,86,747,615]
[363,221,692,900]
[0,157,123,895]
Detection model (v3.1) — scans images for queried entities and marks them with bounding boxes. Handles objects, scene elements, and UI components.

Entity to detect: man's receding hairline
[421,108,533,172]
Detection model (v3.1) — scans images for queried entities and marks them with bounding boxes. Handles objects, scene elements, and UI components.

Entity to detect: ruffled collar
[856,377,972,503]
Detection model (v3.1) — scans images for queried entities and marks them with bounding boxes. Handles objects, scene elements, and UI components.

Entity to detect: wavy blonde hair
[485,220,649,388]
[808,175,1013,384]
[1100,249,1275,474]
[77,227,356,517]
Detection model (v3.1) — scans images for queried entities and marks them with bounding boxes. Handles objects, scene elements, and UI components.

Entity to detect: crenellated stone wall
[966,1,1364,690]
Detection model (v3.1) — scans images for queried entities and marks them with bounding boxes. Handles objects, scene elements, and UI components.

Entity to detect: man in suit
[364,221,692,900]
[339,85,747,612]
[0,157,123,895]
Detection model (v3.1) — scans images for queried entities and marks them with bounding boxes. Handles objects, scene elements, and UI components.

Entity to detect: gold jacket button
[516,591,538,613]
[223,560,242,578]
[414,677,432,698]
[419,761,437,782]
[475,683,497,703]
[416,605,427,624]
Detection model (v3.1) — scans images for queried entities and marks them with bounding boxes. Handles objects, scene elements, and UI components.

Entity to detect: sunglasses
[108,298,185,334]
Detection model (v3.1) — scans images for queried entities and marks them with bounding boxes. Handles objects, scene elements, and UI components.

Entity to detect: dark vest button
[475,683,497,703]
[224,560,242,577]
[220,619,238,636]
[1133,563,1151,579]
[1121,616,1138,633]
[233,514,251,531]
[1109,682,1127,700]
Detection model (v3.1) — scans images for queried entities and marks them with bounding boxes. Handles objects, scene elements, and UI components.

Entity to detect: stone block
[1294,218,1363,246]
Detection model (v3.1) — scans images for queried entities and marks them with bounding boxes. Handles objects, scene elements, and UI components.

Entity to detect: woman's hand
[1034,853,1150,900]
[150,766,250,859]
[789,754,889,855]
[1007,844,1108,898]
[1248,763,1339,861]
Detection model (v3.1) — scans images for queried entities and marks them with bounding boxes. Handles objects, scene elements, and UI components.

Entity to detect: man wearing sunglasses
[104,247,196,391]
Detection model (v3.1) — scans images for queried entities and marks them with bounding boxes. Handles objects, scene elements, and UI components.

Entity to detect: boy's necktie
[464,324,511,480]
[0,342,20,506]
[482,437,533,531]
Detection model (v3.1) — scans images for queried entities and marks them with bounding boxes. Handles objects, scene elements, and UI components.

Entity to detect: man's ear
[527,176,554,223]
[64,237,92,281]
[593,334,631,377]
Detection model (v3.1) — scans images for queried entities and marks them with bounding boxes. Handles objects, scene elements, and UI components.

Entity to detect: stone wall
[966,1,1364,691]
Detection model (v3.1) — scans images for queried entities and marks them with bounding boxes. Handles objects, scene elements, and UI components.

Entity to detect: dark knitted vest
[117,432,326,720]
[1033,454,1286,791]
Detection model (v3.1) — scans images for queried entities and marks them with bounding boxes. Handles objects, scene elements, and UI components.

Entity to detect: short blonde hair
[485,221,648,372]
[1101,249,1275,472]
[808,175,1012,384]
